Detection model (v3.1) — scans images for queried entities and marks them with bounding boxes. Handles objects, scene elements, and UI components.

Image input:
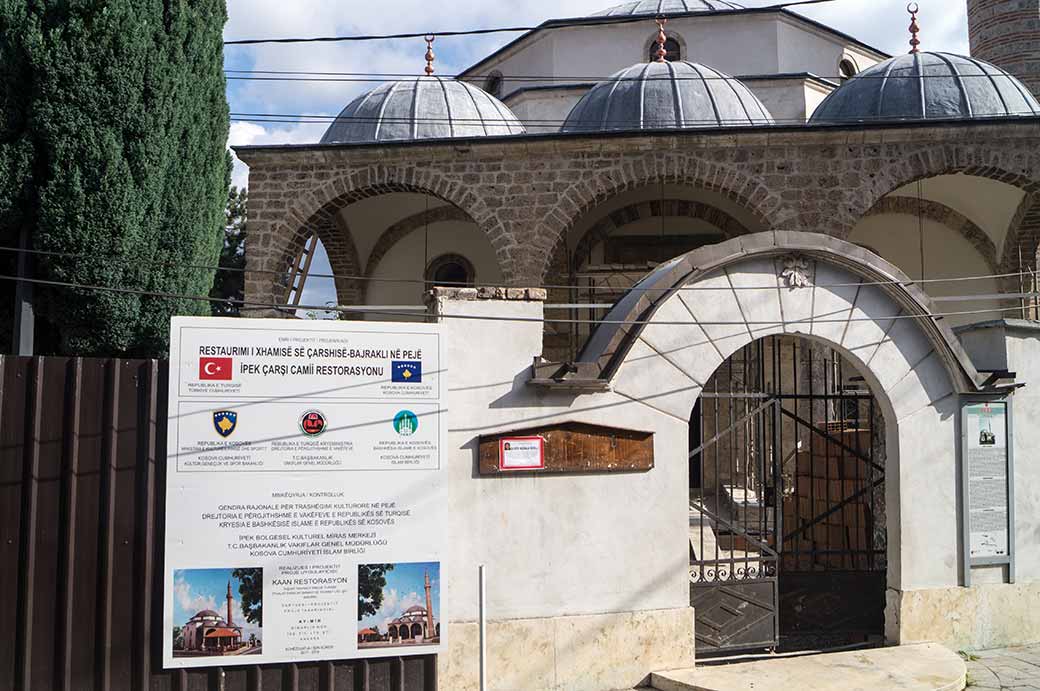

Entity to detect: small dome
[592,0,743,16]
[193,609,221,619]
[810,52,1040,124]
[562,61,773,133]
[321,77,526,144]
[404,605,427,614]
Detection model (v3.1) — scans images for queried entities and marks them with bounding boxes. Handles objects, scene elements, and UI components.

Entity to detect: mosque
[179,582,243,654]
[235,1,1040,689]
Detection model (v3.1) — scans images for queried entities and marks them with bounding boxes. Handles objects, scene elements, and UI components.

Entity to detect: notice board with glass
[960,398,1015,585]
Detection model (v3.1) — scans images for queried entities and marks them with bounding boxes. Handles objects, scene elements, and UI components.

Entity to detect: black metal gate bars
[688,336,887,654]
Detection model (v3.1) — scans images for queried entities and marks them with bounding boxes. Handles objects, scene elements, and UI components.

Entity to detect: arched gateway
[533,232,1012,652]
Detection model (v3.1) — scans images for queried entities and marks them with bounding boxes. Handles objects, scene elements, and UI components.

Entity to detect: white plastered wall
[436,253,971,688]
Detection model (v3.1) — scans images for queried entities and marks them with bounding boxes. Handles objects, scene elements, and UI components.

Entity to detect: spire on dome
[653,17,668,63]
[907,3,921,54]
[424,35,436,76]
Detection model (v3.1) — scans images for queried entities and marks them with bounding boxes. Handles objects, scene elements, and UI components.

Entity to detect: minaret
[424,570,435,637]
[967,0,1040,98]
[226,580,233,626]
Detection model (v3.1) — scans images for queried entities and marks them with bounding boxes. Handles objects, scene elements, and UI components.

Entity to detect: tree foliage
[231,567,263,626]
[211,186,246,316]
[0,1,230,356]
[358,564,395,621]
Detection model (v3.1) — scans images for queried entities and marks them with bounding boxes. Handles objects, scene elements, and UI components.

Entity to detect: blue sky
[358,561,440,634]
[173,568,263,641]
[223,0,971,308]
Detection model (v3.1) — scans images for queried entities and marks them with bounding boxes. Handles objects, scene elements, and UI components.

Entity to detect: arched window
[839,59,857,82]
[426,253,476,287]
[484,71,503,98]
[649,36,682,62]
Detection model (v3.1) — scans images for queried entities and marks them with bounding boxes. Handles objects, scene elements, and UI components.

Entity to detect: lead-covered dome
[810,52,1040,124]
[321,77,526,144]
[592,0,743,16]
[562,61,773,133]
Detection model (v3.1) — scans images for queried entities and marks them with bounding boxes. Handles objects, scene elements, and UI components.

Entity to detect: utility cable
[0,272,1033,327]
[0,244,1033,294]
[222,0,841,46]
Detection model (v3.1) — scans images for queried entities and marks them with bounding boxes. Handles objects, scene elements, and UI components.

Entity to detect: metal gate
[688,337,886,654]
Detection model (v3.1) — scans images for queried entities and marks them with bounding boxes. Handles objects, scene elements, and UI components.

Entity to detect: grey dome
[321,77,525,144]
[810,52,1040,124]
[562,61,773,133]
[592,0,743,16]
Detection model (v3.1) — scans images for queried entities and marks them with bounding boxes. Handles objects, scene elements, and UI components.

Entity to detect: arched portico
[533,232,1010,646]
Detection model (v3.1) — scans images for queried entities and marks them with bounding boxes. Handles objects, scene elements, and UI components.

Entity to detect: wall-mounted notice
[163,317,446,669]
[499,437,545,470]
[963,401,1010,560]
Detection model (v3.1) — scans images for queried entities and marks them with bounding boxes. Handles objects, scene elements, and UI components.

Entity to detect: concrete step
[649,642,965,691]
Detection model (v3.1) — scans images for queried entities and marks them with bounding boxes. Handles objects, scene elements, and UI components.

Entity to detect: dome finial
[654,16,668,63]
[907,3,921,54]
[424,35,436,76]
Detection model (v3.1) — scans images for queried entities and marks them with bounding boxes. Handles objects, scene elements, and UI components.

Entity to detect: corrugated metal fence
[0,357,436,691]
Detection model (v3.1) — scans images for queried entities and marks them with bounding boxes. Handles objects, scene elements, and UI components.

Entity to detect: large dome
[321,77,526,144]
[592,0,743,16]
[810,52,1040,124]
[562,61,773,133]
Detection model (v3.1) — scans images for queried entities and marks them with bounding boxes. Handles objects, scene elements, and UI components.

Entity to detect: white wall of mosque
[849,213,1004,327]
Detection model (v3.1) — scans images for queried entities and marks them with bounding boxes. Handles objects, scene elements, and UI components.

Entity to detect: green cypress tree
[1,0,229,356]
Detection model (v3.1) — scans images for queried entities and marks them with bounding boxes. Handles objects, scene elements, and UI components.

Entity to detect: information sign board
[499,437,545,470]
[163,317,446,668]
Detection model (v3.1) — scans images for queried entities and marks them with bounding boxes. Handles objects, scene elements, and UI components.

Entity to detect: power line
[0,272,1031,326]
[222,0,840,46]
[0,244,1032,294]
[223,71,1026,83]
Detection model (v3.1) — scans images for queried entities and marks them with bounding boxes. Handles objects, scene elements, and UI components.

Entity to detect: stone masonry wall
[236,122,1040,311]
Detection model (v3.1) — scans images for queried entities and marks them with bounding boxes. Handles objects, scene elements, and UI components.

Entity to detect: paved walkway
[966,645,1040,691]
[650,642,965,690]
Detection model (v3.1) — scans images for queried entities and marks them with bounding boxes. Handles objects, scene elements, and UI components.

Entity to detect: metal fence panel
[0,356,435,691]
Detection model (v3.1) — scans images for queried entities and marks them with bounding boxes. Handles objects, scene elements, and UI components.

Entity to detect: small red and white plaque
[499,436,545,471]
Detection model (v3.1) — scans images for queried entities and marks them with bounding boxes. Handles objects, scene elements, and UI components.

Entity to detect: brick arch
[282,210,363,307]
[862,197,1000,273]
[570,198,752,270]
[533,159,790,283]
[1002,193,1040,273]
[362,206,473,301]
[255,165,501,307]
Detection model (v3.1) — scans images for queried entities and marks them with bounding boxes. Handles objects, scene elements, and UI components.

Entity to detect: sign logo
[299,410,327,437]
[393,410,418,436]
[199,357,233,381]
[212,411,238,438]
[391,360,422,383]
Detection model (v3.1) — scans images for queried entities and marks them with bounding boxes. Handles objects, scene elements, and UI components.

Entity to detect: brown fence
[0,357,436,691]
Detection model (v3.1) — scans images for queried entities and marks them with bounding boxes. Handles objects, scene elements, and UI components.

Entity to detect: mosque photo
[172,568,263,658]
[357,562,440,648]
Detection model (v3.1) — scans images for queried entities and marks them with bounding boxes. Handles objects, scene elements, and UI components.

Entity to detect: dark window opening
[649,37,682,62]
[426,253,476,287]
[484,72,503,98]
[839,59,857,82]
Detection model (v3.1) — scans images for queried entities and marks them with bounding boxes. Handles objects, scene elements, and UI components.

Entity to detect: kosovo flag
[391,360,422,383]
[213,411,238,438]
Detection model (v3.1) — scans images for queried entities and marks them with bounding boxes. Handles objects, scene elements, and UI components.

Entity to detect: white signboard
[499,437,545,470]
[964,402,1009,559]
[163,317,446,668]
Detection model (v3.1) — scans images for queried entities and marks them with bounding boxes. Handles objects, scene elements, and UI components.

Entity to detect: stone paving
[966,645,1040,690]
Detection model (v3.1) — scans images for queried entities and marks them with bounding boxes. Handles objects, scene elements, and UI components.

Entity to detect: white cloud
[227,120,326,189]
[173,573,219,616]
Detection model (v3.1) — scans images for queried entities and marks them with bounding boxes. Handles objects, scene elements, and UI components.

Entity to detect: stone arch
[251,165,502,307]
[362,206,472,300]
[281,212,363,307]
[856,151,1040,224]
[535,231,986,399]
[1002,192,1040,273]
[862,197,1000,273]
[533,157,793,283]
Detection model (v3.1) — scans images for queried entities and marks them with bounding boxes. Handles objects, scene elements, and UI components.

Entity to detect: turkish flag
[199,357,233,381]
